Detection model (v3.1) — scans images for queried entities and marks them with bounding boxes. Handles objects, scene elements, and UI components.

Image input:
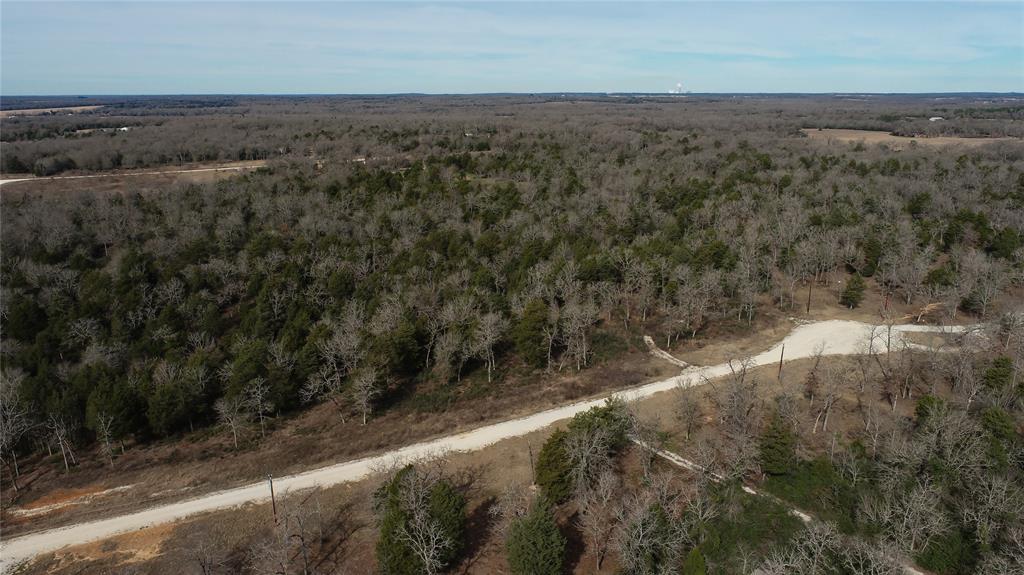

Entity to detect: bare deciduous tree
[215,396,250,450]
[396,467,456,575]
[813,365,848,434]
[577,468,620,571]
[0,370,31,489]
[245,377,273,439]
[350,367,381,425]
[562,298,598,371]
[488,482,530,540]
[860,480,948,554]
[674,385,702,441]
[707,358,760,438]
[48,415,77,472]
[960,475,1022,548]
[564,424,614,498]
[96,411,116,468]
[614,474,687,575]
[472,312,506,383]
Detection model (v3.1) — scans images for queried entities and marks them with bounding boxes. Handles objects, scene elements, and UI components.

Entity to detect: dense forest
[2,95,1024,573]
[3,94,1023,176]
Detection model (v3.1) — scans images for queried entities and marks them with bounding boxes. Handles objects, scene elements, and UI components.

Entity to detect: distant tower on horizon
[670,82,684,94]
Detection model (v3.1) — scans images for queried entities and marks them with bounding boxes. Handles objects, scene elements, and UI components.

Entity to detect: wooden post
[778,343,785,380]
[528,443,536,485]
[806,280,813,313]
[267,474,277,521]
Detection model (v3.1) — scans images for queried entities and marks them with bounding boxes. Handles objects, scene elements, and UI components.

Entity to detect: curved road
[0,319,972,571]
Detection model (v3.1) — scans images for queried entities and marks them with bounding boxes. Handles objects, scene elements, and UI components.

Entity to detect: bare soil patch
[0,105,103,118]
[0,161,268,193]
[801,128,1019,149]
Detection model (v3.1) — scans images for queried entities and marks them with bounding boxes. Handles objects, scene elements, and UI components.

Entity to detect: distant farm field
[801,127,1018,148]
[0,105,103,118]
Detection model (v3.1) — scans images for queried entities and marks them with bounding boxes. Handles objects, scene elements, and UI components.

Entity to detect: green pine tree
[374,465,466,575]
[506,500,566,575]
[759,412,796,476]
[535,429,572,503]
[839,274,866,309]
[513,298,550,368]
[682,548,708,575]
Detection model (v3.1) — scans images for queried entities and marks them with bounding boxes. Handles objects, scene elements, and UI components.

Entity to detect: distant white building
[929,116,945,122]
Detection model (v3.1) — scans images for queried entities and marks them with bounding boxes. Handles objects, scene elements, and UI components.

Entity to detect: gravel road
[0,319,972,571]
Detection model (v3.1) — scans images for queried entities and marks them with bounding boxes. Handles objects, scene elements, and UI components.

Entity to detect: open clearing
[0,161,267,191]
[0,106,103,118]
[0,318,973,572]
[801,128,1019,148]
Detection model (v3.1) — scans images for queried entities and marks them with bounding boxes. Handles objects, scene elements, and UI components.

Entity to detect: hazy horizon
[3,91,1024,98]
[2,1,1022,96]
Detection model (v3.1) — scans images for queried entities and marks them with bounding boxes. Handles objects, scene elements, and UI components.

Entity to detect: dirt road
[0,319,973,571]
[0,161,266,189]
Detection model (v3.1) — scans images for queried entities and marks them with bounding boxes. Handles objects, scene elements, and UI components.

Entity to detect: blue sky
[2,1,1021,94]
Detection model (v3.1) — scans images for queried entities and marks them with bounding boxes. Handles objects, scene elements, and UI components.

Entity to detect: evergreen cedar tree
[983,356,1014,391]
[505,499,566,575]
[535,429,573,503]
[682,548,708,575]
[535,400,629,503]
[759,411,797,476]
[5,95,1022,452]
[4,98,1024,572]
[374,465,466,575]
[914,395,948,426]
[839,273,866,309]
[513,298,549,368]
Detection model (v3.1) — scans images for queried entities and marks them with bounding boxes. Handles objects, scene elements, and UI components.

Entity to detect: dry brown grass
[0,105,103,118]
[0,160,268,193]
[1,324,676,537]
[20,348,919,575]
[6,274,976,538]
[801,128,1019,149]
[15,343,962,574]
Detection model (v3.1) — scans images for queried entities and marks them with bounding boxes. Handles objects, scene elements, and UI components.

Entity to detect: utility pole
[777,343,785,380]
[267,474,277,521]
[527,442,536,485]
